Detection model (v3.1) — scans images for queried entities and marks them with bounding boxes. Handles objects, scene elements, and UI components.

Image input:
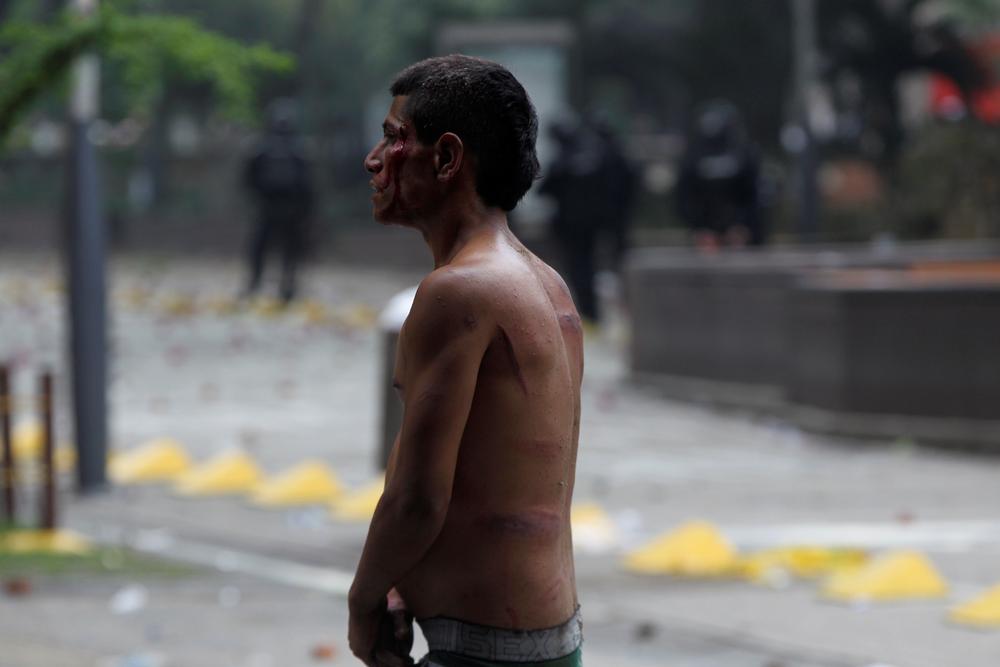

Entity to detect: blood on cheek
[384,126,411,213]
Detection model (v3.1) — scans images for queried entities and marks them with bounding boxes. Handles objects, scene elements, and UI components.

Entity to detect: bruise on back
[558,313,583,335]
[477,508,563,539]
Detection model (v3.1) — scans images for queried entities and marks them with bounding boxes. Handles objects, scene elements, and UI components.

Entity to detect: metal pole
[66,0,107,493]
[40,371,56,531]
[0,364,15,523]
[792,0,820,242]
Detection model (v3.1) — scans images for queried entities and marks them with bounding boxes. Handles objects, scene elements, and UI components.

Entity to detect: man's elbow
[383,487,449,528]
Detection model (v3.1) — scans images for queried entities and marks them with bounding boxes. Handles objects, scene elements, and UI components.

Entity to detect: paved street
[2,252,1000,667]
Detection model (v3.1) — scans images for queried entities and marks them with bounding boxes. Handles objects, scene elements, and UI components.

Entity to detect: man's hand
[350,589,414,666]
[348,590,386,666]
[374,589,414,666]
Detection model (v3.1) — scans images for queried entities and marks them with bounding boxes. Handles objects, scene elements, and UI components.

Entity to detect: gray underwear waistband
[417,607,582,663]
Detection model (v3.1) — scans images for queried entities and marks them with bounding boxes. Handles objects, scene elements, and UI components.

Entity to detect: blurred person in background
[539,113,635,325]
[675,99,764,251]
[242,98,314,303]
[350,55,584,667]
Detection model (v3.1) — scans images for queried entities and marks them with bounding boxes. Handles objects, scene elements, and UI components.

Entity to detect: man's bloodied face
[364,96,437,226]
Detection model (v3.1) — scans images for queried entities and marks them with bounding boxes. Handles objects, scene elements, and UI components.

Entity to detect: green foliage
[895,121,1000,239]
[0,15,103,142]
[0,2,294,144]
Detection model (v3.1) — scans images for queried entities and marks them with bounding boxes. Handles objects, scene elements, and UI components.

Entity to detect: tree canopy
[0,1,293,145]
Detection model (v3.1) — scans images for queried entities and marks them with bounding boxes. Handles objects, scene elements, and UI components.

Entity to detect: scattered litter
[310,643,337,661]
[623,520,739,577]
[252,461,345,508]
[109,437,191,484]
[173,449,263,496]
[3,577,32,597]
[12,420,42,461]
[1,529,92,555]
[331,477,385,521]
[740,546,868,584]
[949,582,1000,628]
[109,584,149,615]
[821,550,947,602]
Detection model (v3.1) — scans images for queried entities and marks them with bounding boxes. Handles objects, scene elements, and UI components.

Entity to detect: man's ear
[433,132,464,182]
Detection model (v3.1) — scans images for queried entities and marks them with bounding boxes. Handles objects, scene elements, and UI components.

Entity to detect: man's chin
[372,206,415,228]
[372,208,396,226]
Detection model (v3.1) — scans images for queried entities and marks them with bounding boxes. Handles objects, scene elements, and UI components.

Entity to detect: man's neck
[419,200,511,269]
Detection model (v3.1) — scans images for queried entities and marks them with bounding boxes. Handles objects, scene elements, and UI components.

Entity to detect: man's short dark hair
[390,55,540,212]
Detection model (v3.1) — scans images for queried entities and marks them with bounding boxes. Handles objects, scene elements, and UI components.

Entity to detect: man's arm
[349,269,491,659]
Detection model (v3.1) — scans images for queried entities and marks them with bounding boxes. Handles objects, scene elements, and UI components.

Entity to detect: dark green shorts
[418,646,583,667]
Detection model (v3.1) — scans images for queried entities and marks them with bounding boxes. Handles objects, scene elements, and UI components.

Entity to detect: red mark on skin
[541,577,565,604]
[385,124,412,217]
[506,606,521,629]
[463,313,479,330]
[498,327,528,395]
[480,509,562,539]
[559,313,582,335]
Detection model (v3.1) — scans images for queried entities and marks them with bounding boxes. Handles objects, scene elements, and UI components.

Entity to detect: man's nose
[364,147,381,174]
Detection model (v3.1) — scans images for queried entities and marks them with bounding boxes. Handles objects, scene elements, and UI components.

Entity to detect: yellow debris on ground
[338,304,378,329]
[949,583,1000,628]
[12,421,43,461]
[0,529,92,555]
[110,438,192,484]
[250,297,285,318]
[740,546,868,583]
[296,300,330,325]
[821,549,948,602]
[571,503,619,552]
[331,477,384,521]
[623,520,740,577]
[174,449,263,496]
[203,296,239,315]
[54,445,76,473]
[119,286,151,309]
[8,422,75,474]
[160,294,198,317]
[251,460,345,507]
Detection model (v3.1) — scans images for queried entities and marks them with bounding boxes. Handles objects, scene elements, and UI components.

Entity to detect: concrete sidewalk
[2,254,1000,667]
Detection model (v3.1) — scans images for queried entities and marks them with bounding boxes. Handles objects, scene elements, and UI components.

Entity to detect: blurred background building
[1,0,997,259]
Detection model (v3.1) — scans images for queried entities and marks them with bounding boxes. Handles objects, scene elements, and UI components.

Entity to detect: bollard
[39,371,55,531]
[0,364,14,523]
[376,287,418,470]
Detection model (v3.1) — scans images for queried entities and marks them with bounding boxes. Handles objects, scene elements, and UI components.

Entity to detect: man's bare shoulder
[405,264,498,343]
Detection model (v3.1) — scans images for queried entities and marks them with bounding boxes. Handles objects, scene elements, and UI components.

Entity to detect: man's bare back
[392,229,583,629]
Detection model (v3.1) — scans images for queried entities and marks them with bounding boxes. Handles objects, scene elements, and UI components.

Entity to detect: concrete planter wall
[625,243,1000,448]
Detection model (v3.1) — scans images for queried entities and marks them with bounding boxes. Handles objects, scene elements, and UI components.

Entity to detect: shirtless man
[348,56,584,667]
